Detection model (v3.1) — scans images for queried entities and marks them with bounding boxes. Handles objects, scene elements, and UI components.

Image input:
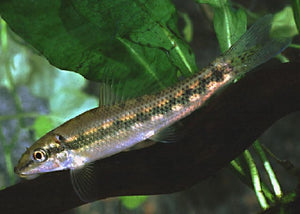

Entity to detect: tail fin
[222,15,291,76]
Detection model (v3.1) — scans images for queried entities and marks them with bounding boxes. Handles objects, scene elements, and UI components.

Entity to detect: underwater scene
[0,0,300,213]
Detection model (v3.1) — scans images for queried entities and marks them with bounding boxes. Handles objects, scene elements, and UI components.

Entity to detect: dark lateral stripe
[63,61,233,151]
[48,146,65,155]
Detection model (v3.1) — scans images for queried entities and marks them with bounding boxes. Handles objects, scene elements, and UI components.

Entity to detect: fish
[14,15,291,201]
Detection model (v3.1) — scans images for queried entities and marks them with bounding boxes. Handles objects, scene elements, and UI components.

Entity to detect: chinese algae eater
[14,16,290,201]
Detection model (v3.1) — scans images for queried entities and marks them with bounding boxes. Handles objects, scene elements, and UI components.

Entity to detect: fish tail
[222,15,291,78]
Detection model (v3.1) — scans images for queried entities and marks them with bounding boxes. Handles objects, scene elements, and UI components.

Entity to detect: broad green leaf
[0,0,197,98]
[292,0,300,33]
[120,196,148,210]
[214,8,247,52]
[272,6,298,38]
[196,0,247,52]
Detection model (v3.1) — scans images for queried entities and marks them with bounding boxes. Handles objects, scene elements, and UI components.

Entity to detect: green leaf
[272,6,298,38]
[214,6,247,52]
[292,0,300,33]
[196,0,247,53]
[0,0,197,97]
[120,196,148,210]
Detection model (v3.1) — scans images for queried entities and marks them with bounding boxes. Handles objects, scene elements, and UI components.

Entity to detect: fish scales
[56,58,233,157]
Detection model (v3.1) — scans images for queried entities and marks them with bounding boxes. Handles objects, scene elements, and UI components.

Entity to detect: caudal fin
[222,15,291,76]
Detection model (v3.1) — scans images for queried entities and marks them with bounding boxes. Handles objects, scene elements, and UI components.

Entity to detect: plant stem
[243,150,269,210]
[262,144,299,177]
[289,43,300,49]
[276,54,290,63]
[253,141,282,199]
[1,19,7,52]
[0,125,16,185]
[0,112,41,121]
[230,159,275,203]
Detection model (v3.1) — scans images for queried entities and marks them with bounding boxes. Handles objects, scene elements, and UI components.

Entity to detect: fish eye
[32,149,48,162]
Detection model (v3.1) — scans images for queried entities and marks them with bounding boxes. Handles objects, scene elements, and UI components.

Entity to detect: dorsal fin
[98,69,170,107]
[99,82,124,106]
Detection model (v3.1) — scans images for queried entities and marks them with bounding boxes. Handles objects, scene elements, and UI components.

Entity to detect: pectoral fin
[149,126,176,143]
[70,163,97,202]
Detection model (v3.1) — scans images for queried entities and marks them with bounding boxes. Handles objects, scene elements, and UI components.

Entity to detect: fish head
[14,132,70,179]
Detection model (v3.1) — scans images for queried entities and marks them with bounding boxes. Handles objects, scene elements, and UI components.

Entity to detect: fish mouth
[14,166,26,177]
[14,166,20,174]
[14,166,40,179]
